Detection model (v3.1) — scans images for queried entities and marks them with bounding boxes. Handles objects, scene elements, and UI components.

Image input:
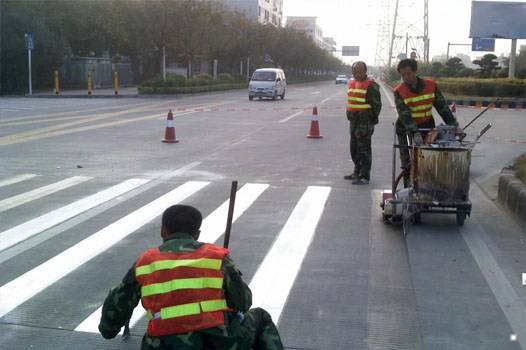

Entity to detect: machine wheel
[456,212,466,226]
[249,96,253,101]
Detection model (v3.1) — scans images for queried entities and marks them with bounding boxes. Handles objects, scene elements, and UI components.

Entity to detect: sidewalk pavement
[29,87,139,98]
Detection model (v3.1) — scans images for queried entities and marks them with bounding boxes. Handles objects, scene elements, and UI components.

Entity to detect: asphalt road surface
[1,81,525,350]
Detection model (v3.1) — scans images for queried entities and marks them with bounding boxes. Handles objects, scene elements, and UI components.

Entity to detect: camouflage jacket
[347,80,382,125]
[394,77,458,133]
[98,232,252,341]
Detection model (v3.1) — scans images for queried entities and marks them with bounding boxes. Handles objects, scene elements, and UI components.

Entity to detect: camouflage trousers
[141,308,284,350]
[348,113,375,180]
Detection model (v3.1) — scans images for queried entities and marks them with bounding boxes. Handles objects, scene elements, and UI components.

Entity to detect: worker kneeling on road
[98,204,284,350]
[394,58,459,186]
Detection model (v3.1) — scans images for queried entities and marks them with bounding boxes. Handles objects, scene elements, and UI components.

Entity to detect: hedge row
[139,82,248,94]
[436,78,526,98]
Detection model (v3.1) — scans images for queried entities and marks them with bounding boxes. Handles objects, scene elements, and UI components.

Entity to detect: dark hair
[397,59,418,72]
[352,61,367,71]
[162,205,202,236]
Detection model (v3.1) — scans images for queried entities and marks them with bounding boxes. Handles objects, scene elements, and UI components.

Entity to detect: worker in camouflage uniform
[344,61,382,185]
[394,58,458,186]
[99,204,284,350]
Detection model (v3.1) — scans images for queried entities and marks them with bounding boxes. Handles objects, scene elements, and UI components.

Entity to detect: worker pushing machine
[98,204,284,350]
[344,61,382,185]
[393,58,459,186]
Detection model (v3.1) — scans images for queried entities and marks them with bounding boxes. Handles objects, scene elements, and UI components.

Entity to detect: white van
[248,68,286,101]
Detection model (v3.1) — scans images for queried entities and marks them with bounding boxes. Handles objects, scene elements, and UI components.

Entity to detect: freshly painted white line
[249,186,331,324]
[320,97,331,104]
[0,181,209,319]
[74,182,269,333]
[279,111,304,123]
[460,222,526,348]
[379,81,395,108]
[0,174,39,188]
[311,91,321,95]
[0,178,150,253]
[0,176,91,212]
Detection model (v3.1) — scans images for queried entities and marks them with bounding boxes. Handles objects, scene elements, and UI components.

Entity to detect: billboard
[342,46,360,56]
[472,38,495,52]
[470,1,526,39]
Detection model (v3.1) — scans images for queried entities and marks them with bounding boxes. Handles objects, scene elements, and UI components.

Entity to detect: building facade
[286,16,336,52]
[214,0,283,27]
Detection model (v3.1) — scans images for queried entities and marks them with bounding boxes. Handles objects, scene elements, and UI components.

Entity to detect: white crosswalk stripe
[0,176,91,212]
[0,174,39,188]
[249,186,331,324]
[0,175,333,340]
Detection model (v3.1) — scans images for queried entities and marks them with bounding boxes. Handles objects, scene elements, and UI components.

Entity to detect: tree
[473,53,500,77]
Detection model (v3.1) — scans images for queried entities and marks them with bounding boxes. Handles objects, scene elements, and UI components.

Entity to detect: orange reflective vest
[135,243,230,336]
[347,79,373,112]
[394,79,437,125]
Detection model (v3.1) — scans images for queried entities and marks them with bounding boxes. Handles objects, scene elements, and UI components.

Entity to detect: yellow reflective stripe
[348,104,372,109]
[348,88,367,94]
[157,299,228,320]
[136,258,222,277]
[141,277,223,297]
[403,93,435,104]
[200,299,228,312]
[409,103,433,112]
[348,96,367,103]
[411,111,433,118]
[161,303,200,319]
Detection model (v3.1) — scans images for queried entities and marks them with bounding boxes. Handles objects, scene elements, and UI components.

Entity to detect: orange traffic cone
[162,110,179,143]
[307,106,323,139]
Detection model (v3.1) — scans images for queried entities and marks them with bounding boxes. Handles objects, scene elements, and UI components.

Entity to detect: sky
[282,0,526,65]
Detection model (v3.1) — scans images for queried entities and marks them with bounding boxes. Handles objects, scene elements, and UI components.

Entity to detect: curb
[498,163,526,231]
[447,99,525,111]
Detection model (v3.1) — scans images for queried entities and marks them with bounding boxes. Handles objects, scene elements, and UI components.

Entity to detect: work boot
[352,178,369,185]
[344,173,359,180]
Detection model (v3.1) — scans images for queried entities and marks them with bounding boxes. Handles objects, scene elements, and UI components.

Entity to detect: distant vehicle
[335,75,348,84]
[248,68,286,101]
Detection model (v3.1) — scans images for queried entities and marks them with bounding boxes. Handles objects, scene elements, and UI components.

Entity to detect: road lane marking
[379,81,395,108]
[1,102,233,146]
[460,222,526,349]
[0,178,150,253]
[0,181,209,319]
[311,91,321,95]
[0,103,164,144]
[0,174,39,188]
[320,97,331,104]
[74,182,269,333]
[249,186,331,323]
[0,176,92,212]
[279,111,304,123]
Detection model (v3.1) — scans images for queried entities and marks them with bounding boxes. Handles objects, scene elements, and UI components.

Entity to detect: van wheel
[280,91,285,100]
[249,96,253,101]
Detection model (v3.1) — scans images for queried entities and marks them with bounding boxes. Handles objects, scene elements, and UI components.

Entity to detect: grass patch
[516,154,526,184]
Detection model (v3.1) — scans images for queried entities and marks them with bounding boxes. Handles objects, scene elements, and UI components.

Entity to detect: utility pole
[509,39,517,78]
[424,0,429,63]
[388,0,400,67]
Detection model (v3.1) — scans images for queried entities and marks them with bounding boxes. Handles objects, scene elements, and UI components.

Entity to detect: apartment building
[286,16,336,52]
[214,0,283,27]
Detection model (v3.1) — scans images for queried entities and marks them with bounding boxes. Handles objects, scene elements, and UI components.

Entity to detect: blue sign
[342,46,360,56]
[24,33,34,50]
[472,38,495,52]
[470,1,526,39]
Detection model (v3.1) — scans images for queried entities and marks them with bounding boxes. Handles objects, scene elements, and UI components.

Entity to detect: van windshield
[251,71,277,81]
